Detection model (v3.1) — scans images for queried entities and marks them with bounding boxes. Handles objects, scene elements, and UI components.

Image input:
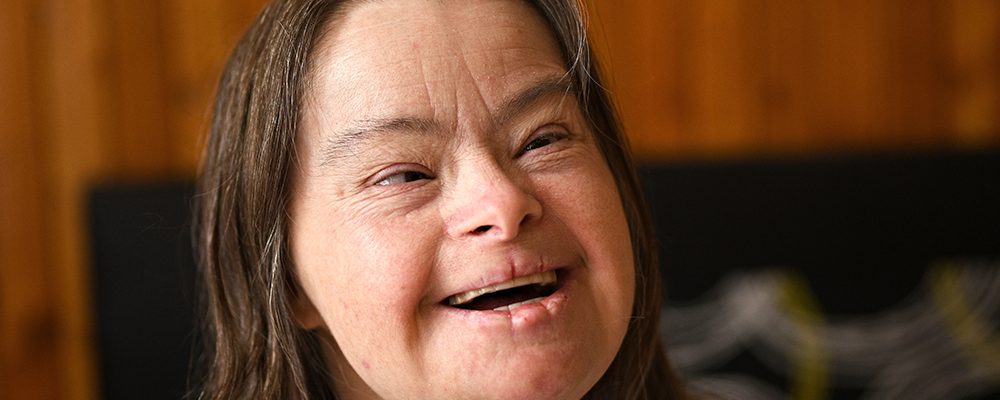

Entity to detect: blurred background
[1,0,998,399]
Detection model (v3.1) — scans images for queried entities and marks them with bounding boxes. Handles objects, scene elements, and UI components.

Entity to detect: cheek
[538,160,636,305]
[290,204,440,342]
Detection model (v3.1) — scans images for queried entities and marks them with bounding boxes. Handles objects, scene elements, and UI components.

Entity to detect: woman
[193,0,685,398]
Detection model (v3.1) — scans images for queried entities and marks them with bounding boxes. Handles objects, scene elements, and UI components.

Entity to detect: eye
[522,131,566,154]
[375,169,433,186]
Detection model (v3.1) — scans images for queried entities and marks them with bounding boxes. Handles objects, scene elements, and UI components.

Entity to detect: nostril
[473,225,492,234]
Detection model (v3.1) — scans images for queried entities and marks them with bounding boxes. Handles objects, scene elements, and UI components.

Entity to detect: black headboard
[642,150,1000,312]
[89,182,196,400]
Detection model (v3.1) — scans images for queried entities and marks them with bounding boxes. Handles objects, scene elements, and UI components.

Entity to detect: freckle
[362,360,371,370]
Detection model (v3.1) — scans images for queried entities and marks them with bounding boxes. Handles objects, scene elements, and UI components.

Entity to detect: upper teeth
[448,271,557,306]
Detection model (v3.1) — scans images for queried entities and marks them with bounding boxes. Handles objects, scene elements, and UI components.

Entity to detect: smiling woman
[193,0,684,399]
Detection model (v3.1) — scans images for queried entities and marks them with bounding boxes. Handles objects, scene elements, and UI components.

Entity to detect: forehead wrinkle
[316,76,577,169]
[319,116,443,167]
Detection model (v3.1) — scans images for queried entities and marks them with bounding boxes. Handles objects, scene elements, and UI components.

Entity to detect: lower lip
[441,268,576,330]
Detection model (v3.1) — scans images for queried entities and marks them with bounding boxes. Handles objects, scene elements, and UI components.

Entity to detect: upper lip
[447,270,557,306]
[437,251,566,305]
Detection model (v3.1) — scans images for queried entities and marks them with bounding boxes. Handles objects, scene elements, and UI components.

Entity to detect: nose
[444,161,542,241]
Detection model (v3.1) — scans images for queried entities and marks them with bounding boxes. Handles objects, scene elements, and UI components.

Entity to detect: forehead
[304,0,568,127]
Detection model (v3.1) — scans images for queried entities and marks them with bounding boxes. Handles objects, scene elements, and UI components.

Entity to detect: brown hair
[193,0,684,398]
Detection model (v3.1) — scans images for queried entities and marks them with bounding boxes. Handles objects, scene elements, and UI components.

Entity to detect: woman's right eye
[375,170,433,186]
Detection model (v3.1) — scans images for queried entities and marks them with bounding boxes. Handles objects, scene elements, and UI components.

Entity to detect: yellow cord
[779,272,829,400]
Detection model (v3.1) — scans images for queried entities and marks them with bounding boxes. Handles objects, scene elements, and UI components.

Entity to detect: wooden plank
[161,0,224,175]
[38,0,112,398]
[0,0,62,398]
[736,0,769,154]
[762,0,810,152]
[106,0,171,177]
[690,0,748,154]
[950,0,1000,146]
[586,0,1000,159]
[895,0,950,145]
[813,0,884,143]
[160,0,268,175]
[605,0,688,158]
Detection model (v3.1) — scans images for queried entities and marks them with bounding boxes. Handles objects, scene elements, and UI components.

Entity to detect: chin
[438,340,612,400]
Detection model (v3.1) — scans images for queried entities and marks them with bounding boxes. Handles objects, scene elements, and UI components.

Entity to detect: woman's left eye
[522,132,565,153]
[375,170,432,186]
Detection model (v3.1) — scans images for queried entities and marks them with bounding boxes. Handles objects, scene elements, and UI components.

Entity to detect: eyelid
[517,124,571,157]
[368,163,434,187]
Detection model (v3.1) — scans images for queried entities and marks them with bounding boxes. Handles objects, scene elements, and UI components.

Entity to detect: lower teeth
[492,297,544,311]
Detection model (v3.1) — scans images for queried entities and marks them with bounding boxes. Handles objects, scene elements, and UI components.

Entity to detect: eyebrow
[492,76,575,129]
[319,116,440,167]
[318,76,575,166]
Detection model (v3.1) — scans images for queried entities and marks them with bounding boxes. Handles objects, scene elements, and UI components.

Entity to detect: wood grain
[0,0,998,398]
[587,0,1000,159]
[0,0,61,398]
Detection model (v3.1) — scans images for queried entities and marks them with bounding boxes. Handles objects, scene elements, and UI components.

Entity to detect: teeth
[448,271,557,306]
[493,297,543,311]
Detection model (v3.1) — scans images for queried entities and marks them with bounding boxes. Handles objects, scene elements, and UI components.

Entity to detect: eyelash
[518,129,568,157]
[370,127,570,187]
[373,165,434,186]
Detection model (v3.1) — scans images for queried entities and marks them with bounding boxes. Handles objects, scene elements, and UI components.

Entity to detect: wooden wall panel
[950,0,1000,145]
[587,0,1000,159]
[37,0,112,398]
[106,0,172,176]
[160,0,269,174]
[0,1,263,399]
[0,1,62,398]
[761,0,810,149]
[1,1,998,399]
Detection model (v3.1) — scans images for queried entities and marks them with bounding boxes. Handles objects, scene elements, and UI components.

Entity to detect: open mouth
[446,270,560,311]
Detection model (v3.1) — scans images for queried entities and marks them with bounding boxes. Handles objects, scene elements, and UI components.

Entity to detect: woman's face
[289,1,634,398]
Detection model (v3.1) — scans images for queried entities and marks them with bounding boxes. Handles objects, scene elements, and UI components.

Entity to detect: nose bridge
[444,155,541,241]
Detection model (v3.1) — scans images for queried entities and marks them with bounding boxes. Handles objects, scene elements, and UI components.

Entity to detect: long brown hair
[192,0,684,398]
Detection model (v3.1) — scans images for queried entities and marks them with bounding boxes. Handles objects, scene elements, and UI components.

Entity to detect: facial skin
[289,1,635,398]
